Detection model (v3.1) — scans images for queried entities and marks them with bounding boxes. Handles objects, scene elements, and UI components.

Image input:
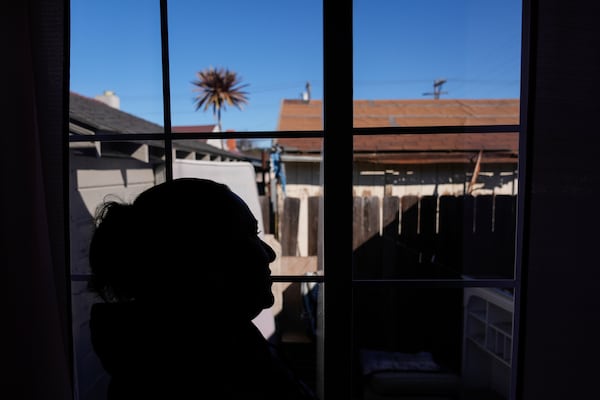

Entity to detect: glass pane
[351,0,521,280]
[70,1,165,128]
[173,136,323,263]
[172,137,323,395]
[273,281,323,396]
[352,132,518,280]
[70,140,165,276]
[271,136,323,259]
[353,286,514,400]
[172,138,273,236]
[167,0,323,132]
[353,0,522,127]
[70,140,165,399]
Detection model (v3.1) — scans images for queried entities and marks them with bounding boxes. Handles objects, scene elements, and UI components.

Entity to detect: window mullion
[160,0,173,181]
[322,0,353,399]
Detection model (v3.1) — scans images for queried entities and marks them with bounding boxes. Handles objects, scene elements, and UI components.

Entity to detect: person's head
[89,178,276,320]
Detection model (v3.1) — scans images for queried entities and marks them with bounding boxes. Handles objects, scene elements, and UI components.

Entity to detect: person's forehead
[217,193,258,231]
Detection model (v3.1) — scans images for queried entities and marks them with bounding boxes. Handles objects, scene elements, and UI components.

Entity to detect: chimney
[95,90,120,109]
[301,81,311,102]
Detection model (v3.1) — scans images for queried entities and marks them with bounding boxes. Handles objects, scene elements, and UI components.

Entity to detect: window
[69,1,524,399]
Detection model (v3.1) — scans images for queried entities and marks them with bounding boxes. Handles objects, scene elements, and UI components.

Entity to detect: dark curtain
[1,1,73,399]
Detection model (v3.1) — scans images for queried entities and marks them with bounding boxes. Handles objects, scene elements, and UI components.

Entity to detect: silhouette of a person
[88,178,317,399]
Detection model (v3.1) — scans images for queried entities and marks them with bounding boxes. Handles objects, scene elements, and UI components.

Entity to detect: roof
[69,92,263,167]
[173,125,218,133]
[69,92,163,134]
[276,98,520,164]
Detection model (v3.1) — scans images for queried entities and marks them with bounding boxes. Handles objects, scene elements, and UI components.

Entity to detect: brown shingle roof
[276,98,519,164]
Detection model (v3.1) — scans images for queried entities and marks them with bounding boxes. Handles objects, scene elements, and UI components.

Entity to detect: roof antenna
[423,79,448,99]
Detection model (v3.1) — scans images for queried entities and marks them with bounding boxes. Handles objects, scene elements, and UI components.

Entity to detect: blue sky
[70,0,521,137]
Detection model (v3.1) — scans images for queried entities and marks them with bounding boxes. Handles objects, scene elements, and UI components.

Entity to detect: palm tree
[192,67,249,139]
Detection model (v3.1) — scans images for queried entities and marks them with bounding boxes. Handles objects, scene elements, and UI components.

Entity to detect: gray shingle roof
[69,92,163,134]
[69,92,264,167]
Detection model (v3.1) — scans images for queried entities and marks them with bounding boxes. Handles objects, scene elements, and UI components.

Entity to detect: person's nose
[261,240,276,263]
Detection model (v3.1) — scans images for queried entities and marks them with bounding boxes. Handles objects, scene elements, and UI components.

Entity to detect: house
[276,98,519,198]
[70,92,257,162]
[6,2,600,400]
[173,124,239,152]
[274,98,519,256]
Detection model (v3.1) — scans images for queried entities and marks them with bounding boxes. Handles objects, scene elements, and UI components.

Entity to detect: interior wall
[518,1,600,399]
[2,1,73,399]
[5,1,600,399]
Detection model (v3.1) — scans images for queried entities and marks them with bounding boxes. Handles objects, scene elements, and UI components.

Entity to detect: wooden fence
[278,194,517,279]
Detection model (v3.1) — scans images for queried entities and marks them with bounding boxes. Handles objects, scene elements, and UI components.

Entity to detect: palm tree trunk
[217,108,225,149]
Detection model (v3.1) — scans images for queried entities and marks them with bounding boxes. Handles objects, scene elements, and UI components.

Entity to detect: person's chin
[266,293,275,308]
[259,292,275,310]
[263,293,276,311]
[248,295,275,320]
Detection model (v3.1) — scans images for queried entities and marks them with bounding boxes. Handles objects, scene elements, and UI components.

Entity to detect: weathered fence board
[419,195,437,264]
[308,196,319,256]
[353,196,382,277]
[381,196,400,277]
[353,196,364,250]
[259,195,270,234]
[397,195,418,276]
[493,194,517,274]
[281,197,300,256]
[437,195,462,271]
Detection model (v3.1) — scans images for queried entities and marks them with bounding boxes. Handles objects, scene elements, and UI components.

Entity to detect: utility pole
[423,79,448,99]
